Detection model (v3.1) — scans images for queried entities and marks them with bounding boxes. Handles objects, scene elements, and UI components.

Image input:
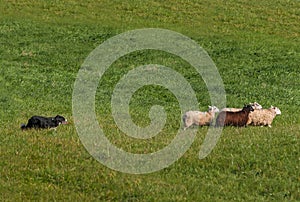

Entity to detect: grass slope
[1,0,299,201]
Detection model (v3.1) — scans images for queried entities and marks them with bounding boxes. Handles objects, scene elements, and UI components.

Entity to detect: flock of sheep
[183,102,281,130]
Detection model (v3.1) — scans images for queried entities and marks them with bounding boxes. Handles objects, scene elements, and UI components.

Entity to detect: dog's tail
[21,124,27,130]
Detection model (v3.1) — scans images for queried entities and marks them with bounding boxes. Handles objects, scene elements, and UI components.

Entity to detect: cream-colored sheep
[221,102,262,112]
[246,106,281,127]
[183,106,219,130]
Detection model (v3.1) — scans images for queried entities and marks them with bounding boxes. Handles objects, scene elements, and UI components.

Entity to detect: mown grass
[1,0,300,201]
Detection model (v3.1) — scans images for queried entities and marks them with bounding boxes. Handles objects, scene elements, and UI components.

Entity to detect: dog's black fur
[21,115,67,130]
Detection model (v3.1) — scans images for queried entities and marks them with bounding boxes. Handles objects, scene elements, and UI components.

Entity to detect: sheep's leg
[183,124,188,130]
[246,119,252,125]
[183,122,192,130]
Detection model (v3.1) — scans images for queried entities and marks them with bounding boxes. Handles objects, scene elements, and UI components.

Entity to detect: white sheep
[183,106,219,130]
[221,102,262,112]
[246,106,281,127]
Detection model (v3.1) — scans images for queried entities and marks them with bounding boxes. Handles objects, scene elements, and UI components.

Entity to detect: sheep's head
[271,105,281,115]
[250,102,263,110]
[243,104,254,112]
[208,105,219,113]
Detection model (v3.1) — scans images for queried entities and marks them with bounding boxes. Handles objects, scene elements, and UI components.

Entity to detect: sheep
[215,104,254,127]
[246,106,281,127]
[183,106,219,130]
[221,102,262,112]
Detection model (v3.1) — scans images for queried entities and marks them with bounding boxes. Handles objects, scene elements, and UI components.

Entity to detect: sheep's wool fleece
[248,109,276,126]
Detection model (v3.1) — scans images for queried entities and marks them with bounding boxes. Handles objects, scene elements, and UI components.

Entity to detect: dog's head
[54,115,68,125]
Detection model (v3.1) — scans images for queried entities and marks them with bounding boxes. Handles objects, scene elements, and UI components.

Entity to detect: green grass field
[1,0,300,201]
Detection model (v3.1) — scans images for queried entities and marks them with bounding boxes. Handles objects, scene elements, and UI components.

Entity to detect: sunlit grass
[1,0,299,201]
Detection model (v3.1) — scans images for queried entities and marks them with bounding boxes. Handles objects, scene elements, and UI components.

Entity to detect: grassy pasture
[1,0,300,201]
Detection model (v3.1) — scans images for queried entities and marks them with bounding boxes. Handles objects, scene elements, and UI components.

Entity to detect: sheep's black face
[243,105,254,112]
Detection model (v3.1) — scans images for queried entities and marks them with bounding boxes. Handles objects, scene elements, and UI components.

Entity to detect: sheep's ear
[208,105,211,108]
[271,105,274,108]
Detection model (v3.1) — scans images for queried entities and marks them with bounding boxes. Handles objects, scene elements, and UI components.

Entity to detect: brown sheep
[215,104,254,127]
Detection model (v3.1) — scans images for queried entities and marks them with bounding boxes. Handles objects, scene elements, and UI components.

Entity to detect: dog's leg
[49,127,57,131]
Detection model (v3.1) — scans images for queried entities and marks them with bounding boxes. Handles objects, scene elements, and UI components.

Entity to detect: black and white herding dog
[21,115,68,130]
